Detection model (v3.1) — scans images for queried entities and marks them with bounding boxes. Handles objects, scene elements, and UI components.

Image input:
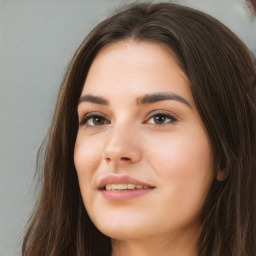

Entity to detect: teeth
[105,184,151,191]
[106,184,113,190]
[127,184,135,189]
[112,184,118,190]
[117,184,127,190]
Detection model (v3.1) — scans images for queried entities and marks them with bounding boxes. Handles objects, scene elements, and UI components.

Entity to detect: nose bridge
[103,119,141,163]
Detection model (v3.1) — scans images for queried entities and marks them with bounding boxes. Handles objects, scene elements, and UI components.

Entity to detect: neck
[111,227,199,256]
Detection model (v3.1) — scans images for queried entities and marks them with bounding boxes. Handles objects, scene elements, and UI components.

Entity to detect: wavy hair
[22,2,256,255]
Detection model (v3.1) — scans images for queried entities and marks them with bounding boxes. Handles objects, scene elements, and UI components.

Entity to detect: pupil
[154,115,166,124]
[93,116,104,125]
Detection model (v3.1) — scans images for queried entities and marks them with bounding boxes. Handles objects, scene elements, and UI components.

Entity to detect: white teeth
[127,184,135,189]
[105,184,151,190]
[117,184,127,190]
[106,184,112,190]
[112,184,118,190]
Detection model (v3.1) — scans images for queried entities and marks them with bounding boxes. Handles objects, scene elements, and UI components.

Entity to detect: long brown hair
[22,2,256,255]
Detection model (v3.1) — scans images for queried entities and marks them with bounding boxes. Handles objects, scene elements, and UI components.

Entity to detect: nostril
[105,157,111,163]
[121,157,131,161]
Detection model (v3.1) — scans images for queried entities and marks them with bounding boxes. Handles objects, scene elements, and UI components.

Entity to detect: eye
[147,113,177,125]
[80,113,110,127]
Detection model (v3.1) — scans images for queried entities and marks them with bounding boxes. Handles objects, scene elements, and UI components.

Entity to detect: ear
[216,157,228,181]
[216,170,227,181]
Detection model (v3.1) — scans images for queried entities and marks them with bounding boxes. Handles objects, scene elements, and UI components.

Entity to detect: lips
[98,174,155,190]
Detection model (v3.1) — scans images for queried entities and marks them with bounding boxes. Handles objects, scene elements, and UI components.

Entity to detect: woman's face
[74,41,214,241]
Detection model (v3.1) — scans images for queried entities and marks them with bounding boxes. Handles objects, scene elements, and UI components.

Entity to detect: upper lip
[98,174,155,189]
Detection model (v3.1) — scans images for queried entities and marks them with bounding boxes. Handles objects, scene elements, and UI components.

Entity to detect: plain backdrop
[0,0,255,255]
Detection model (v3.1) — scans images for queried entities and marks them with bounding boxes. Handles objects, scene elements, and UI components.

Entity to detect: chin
[98,225,153,241]
[91,213,161,241]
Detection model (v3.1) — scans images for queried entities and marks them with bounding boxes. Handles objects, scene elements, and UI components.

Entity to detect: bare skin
[74,40,221,255]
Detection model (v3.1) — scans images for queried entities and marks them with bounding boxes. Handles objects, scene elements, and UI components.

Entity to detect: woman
[22,2,256,256]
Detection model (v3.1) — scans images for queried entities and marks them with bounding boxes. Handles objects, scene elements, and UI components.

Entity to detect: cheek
[148,130,212,174]
[74,134,102,191]
[165,139,211,178]
[152,122,212,173]
[146,129,213,210]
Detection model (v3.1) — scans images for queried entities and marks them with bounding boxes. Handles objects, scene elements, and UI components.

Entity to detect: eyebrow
[78,92,191,108]
[78,95,109,105]
[137,92,192,108]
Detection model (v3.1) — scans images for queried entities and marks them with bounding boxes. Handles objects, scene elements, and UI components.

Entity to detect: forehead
[81,40,192,105]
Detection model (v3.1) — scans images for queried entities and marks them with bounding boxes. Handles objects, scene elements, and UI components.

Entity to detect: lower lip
[101,189,154,201]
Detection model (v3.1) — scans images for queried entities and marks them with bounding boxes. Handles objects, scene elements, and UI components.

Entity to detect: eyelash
[146,112,177,126]
[79,111,178,127]
[80,112,110,126]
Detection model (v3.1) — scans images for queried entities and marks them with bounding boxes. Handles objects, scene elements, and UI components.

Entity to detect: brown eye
[148,113,177,125]
[92,116,107,125]
[80,114,110,127]
[153,115,168,124]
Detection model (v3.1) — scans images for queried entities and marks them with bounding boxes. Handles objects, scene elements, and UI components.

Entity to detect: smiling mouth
[101,184,154,191]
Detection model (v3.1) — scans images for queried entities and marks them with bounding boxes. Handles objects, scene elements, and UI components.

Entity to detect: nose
[102,125,142,165]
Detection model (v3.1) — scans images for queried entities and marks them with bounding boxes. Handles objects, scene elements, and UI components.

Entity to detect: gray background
[0,0,255,255]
